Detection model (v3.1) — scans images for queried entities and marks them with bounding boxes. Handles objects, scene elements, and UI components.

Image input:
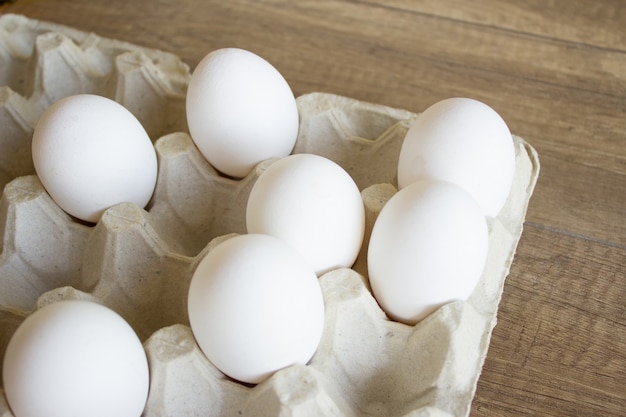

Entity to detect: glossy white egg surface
[397,97,515,217]
[246,153,365,275]
[2,300,149,417]
[186,48,299,178]
[187,234,325,385]
[367,180,489,325]
[31,94,158,223]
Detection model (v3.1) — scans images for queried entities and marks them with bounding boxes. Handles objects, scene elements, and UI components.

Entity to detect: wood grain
[1,1,625,415]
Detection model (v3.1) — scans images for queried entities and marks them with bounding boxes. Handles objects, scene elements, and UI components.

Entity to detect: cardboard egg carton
[0,14,539,417]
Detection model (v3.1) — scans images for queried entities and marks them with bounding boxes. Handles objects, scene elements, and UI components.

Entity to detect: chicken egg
[186,48,299,178]
[367,180,488,325]
[187,233,325,384]
[2,300,149,417]
[31,94,158,223]
[246,153,365,276]
[397,97,515,217]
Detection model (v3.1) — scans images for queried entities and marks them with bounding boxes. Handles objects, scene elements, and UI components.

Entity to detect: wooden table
[1,1,624,416]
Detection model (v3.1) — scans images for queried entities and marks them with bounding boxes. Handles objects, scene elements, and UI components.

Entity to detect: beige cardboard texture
[0,14,539,417]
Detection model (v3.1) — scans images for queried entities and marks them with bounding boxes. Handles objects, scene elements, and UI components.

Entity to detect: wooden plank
[473,225,626,416]
[527,152,626,248]
[369,0,626,50]
[280,1,626,96]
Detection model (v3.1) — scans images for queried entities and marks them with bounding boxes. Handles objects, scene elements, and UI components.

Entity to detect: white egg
[31,94,158,223]
[2,300,149,417]
[186,48,299,178]
[367,180,488,325]
[397,97,515,217]
[246,153,365,276]
[188,234,324,384]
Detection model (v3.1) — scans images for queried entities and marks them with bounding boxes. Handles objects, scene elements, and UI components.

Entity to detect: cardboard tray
[0,14,539,417]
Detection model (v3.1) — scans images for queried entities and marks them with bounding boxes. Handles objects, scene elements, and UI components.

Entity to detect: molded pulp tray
[0,14,539,417]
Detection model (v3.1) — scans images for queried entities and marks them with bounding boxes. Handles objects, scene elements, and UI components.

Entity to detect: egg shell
[0,14,540,417]
[186,48,299,178]
[367,180,489,325]
[3,300,149,417]
[31,94,158,223]
[188,233,325,384]
[397,97,516,217]
[246,153,365,275]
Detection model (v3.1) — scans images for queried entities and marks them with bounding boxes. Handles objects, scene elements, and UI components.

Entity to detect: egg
[31,94,158,223]
[187,234,324,384]
[397,97,515,217]
[186,48,299,178]
[2,300,149,417]
[246,153,365,275]
[367,180,488,325]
